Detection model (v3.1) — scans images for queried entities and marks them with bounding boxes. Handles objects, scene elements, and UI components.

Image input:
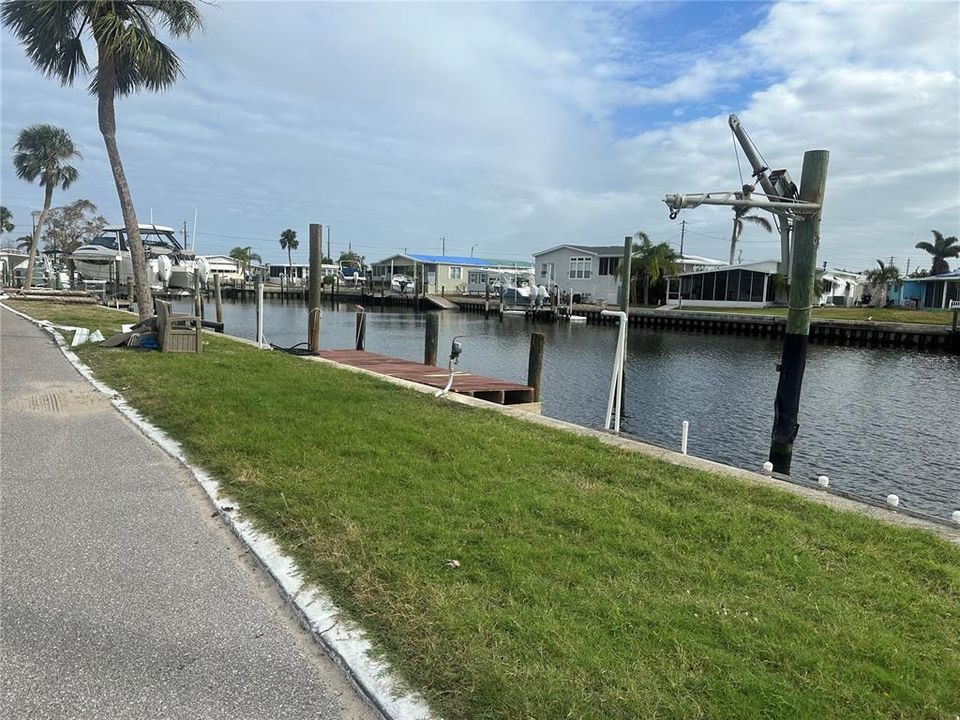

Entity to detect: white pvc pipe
[681,420,689,455]
[257,280,264,349]
[601,310,627,433]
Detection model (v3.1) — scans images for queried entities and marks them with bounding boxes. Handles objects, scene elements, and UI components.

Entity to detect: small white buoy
[886,494,900,508]
[951,510,960,525]
[817,475,829,488]
[762,461,773,474]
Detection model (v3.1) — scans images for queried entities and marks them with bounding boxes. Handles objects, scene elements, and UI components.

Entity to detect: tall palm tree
[0,206,13,236]
[279,228,298,279]
[863,259,900,307]
[729,207,772,266]
[915,230,959,275]
[229,246,261,275]
[3,1,203,317]
[12,124,80,290]
[614,231,680,305]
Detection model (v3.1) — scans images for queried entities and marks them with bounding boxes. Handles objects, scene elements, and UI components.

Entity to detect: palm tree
[0,206,13,236]
[614,232,680,305]
[915,230,959,275]
[229,246,261,275]
[12,124,80,290]
[279,228,298,279]
[3,1,203,317]
[863,259,900,307]
[729,207,772,266]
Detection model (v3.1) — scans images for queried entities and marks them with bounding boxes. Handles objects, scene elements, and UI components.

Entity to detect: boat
[71,224,206,290]
[339,260,367,287]
[390,274,415,294]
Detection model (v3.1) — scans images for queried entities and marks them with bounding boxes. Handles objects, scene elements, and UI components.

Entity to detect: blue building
[896,270,960,309]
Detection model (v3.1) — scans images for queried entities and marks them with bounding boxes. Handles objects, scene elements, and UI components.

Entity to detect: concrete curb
[1,302,437,720]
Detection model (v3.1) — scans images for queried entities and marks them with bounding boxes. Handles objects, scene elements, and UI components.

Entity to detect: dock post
[527,332,545,402]
[308,223,322,353]
[424,312,439,366]
[355,307,366,350]
[484,284,490,317]
[769,150,829,474]
[194,269,203,318]
[214,273,223,325]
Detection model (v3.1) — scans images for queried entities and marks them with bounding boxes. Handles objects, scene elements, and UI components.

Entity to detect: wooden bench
[156,299,202,354]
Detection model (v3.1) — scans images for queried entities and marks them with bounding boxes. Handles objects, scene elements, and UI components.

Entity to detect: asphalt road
[0,307,379,720]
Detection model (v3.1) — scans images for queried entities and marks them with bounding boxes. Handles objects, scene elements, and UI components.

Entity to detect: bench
[156,299,202,354]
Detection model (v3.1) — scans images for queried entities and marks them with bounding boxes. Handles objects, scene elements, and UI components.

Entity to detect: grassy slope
[6,300,959,719]
[681,305,955,325]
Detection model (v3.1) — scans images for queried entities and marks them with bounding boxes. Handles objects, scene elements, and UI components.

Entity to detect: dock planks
[317,350,535,405]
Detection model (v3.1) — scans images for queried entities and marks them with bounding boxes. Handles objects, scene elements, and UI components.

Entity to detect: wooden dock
[317,349,538,407]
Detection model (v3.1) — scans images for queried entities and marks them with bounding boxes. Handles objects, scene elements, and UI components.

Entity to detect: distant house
[677,254,726,274]
[370,253,532,295]
[819,269,865,307]
[200,255,243,282]
[265,262,338,285]
[895,270,960,309]
[532,244,626,304]
[666,260,781,308]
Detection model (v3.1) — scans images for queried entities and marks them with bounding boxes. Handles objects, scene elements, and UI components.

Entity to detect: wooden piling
[194,269,202,318]
[769,150,830,474]
[424,312,439,366]
[214,273,223,324]
[355,308,366,350]
[527,332,545,402]
[308,223,322,352]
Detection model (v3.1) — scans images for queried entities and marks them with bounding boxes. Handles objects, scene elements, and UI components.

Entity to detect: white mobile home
[666,260,781,308]
[532,244,625,304]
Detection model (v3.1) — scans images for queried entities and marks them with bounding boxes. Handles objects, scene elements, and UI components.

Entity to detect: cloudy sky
[2,0,958,271]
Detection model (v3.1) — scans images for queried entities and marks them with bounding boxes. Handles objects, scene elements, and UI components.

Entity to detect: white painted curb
[1,302,437,720]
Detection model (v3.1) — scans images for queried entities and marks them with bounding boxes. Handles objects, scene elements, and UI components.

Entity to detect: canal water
[196,297,960,520]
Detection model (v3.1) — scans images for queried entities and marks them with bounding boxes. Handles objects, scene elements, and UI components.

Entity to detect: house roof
[373,253,532,268]
[673,259,781,277]
[533,244,624,257]
[912,270,960,282]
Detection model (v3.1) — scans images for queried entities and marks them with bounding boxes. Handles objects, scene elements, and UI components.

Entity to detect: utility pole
[889,254,895,267]
[769,150,829,474]
[442,236,446,257]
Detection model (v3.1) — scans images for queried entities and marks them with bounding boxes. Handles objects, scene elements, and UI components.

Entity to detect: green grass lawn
[681,305,955,325]
[5,299,960,719]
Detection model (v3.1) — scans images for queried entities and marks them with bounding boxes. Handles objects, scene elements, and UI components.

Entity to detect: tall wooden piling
[355,308,366,350]
[193,269,203,318]
[527,332,545,402]
[308,223,322,353]
[424,312,439,366]
[769,150,830,474]
[214,273,223,324]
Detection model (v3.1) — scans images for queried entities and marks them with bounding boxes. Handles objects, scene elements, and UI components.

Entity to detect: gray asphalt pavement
[0,307,378,720]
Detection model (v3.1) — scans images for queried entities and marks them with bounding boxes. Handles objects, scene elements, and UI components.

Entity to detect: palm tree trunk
[288,247,292,281]
[729,222,738,266]
[96,47,153,319]
[23,183,54,291]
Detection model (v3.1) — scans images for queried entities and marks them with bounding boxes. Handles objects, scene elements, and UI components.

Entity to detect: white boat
[71,224,206,290]
[339,260,367,287]
[390,274,415,293]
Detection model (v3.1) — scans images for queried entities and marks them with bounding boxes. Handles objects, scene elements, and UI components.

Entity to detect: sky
[1,0,958,272]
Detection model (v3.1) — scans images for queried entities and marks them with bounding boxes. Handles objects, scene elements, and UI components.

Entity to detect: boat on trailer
[71,224,207,290]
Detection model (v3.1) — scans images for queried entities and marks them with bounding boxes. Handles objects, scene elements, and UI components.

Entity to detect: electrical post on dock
[308,223,322,353]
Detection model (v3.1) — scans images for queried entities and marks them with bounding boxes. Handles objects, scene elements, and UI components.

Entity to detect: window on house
[449,266,462,280]
[598,257,620,276]
[569,257,593,279]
